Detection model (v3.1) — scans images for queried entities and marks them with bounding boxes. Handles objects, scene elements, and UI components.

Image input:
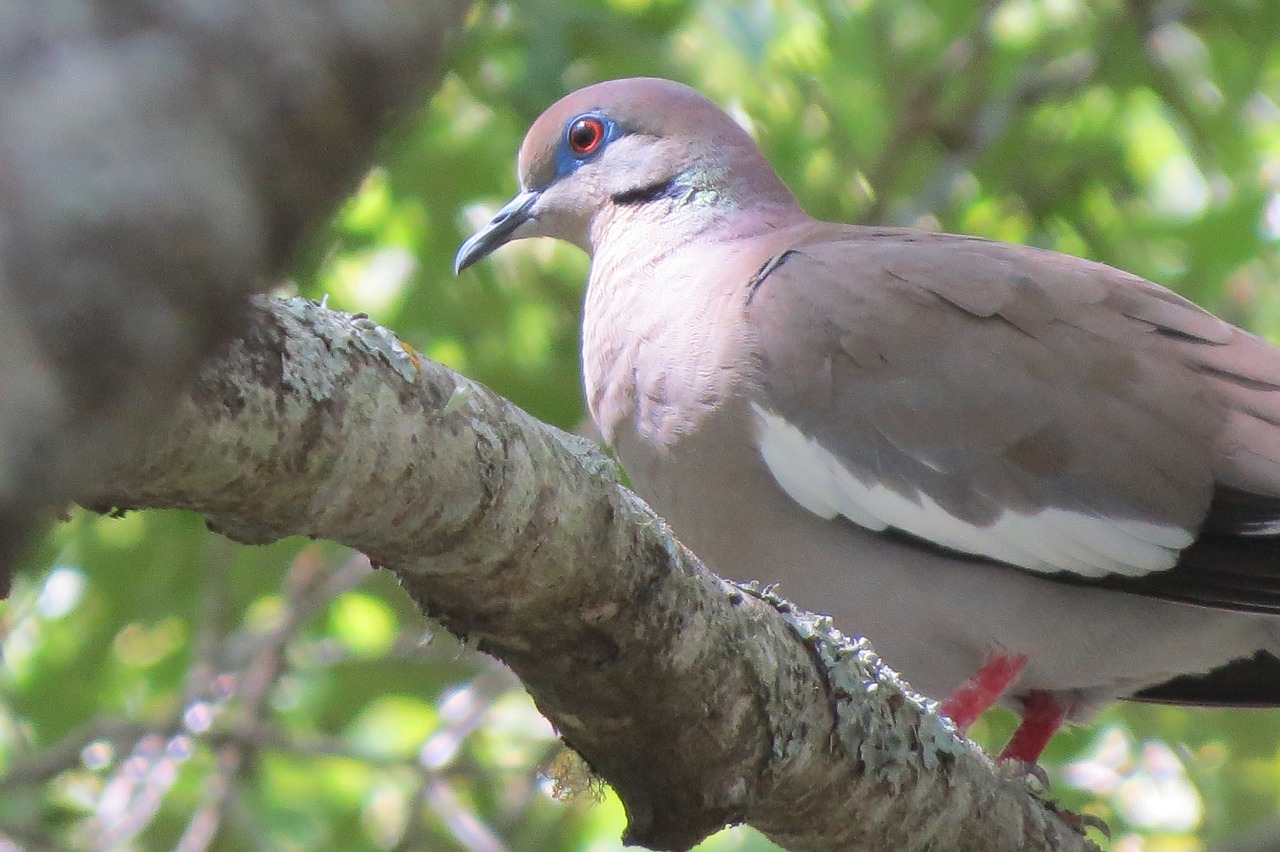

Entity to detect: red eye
[567,116,605,156]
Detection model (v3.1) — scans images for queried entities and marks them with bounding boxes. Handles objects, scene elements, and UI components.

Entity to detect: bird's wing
[745,223,1280,610]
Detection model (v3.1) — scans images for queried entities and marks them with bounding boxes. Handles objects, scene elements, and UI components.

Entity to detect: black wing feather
[1065,486,1280,615]
[1135,650,1280,706]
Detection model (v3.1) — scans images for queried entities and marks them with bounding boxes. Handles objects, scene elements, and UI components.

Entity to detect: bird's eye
[567,116,606,156]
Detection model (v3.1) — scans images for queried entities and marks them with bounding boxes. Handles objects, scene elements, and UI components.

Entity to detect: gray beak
[454,190,541,274]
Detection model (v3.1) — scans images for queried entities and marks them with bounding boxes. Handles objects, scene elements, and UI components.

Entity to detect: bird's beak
[454,190,541,274]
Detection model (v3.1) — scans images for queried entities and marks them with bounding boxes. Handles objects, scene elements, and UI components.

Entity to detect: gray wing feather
[746,225,1280,586]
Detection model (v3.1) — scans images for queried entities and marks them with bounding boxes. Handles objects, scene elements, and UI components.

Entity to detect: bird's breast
[581,244,757,461]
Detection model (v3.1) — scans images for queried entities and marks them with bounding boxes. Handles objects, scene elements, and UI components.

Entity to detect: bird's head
[454,77,799,273]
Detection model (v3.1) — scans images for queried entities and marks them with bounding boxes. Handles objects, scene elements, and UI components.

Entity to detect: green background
[4,1,1280,848]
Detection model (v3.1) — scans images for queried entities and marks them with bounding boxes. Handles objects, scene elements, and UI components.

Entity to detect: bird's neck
[588,190,805,268]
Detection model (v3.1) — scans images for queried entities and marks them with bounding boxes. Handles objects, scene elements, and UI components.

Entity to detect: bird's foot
[1057,809,1111,840]
[997,758,1111,840]
[1040,797,1111,841]
[996,756,1050,792]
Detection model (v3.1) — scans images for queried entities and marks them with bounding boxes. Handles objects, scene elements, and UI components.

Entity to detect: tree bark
[0,0,472,582]
[85,296,1097,852]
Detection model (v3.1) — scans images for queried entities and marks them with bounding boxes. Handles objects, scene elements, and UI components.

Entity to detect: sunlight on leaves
[347,696,438,760]
[329,592,398,658]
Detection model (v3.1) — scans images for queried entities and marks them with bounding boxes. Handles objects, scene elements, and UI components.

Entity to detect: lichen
[755,589,971,791]
[362,323,421,383]
[545,423,619,482]
[441,382,476,416]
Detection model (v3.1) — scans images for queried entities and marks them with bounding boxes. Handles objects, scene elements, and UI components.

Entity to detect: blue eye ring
[567,115,606,156]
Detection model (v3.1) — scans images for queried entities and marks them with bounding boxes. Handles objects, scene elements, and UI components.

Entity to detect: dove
[456,77,1280,762]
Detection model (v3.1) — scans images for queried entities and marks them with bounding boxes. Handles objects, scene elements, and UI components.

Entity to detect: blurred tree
[4,0,1280,850]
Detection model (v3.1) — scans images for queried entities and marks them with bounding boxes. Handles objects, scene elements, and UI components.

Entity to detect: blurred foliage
[4,0,1280,849]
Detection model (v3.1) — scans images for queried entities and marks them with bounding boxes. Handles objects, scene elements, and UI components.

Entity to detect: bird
[455,77,1280,764]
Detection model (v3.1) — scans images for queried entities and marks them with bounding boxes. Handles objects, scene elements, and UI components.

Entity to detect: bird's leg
[940,650,1028,732]
[998,690,1072,764]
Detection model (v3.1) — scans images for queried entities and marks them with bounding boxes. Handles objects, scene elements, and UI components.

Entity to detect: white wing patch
[751,404,1193,578]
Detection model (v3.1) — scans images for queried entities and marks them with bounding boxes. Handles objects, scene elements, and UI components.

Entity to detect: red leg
[998,690,1071,764]
[940,651,1028,732]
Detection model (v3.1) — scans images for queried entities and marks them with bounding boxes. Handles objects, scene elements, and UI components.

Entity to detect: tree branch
[0,0,471,580]
[83,297,1096,852]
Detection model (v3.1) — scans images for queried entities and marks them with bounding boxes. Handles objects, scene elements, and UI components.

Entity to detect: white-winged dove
[456,77,1280,763]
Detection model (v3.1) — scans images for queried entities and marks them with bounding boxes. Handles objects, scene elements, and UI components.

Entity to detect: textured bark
[0,0,471,581]
[86,297,1097,852]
